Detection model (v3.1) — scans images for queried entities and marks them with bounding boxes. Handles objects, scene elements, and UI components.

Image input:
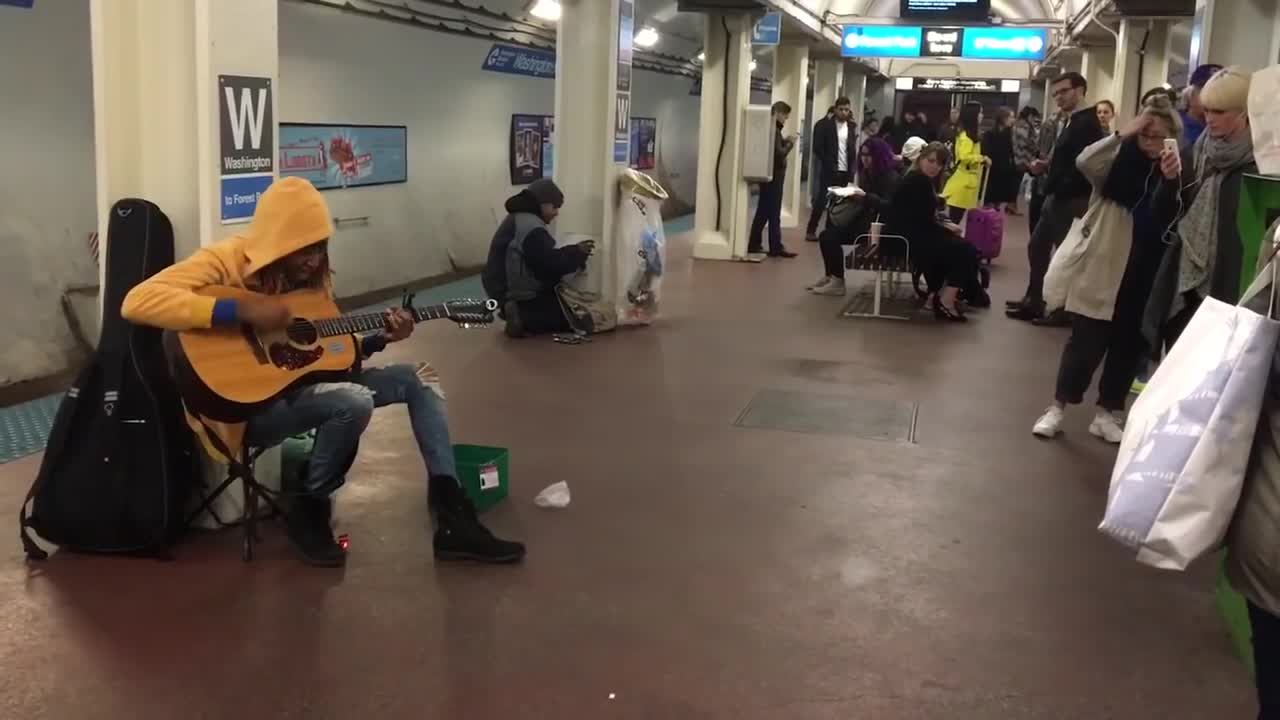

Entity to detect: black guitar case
[19,199,198,560]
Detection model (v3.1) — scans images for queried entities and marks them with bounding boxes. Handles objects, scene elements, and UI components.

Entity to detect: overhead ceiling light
[634,27,659,48]
[749,59,758,72]
[529,0,560,22]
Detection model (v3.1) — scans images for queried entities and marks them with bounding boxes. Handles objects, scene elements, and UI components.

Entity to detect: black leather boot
[284,493,346,567]
[429,476,526,564]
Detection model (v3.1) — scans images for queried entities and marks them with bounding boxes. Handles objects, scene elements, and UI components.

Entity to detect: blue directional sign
[840,25,1048,61]
[752,12,782,46]
[961,27,1048,61]
[841,25,924,58]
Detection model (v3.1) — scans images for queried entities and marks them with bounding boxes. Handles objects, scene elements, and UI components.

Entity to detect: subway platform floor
[0,215,1257,718]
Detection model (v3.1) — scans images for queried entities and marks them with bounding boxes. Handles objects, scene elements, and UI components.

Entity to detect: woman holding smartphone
[1031,94,1183,441]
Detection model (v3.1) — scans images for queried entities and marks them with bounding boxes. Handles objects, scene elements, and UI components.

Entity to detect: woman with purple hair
[809,136,901,296]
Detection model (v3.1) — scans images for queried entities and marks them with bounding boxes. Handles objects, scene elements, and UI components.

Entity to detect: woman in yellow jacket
[942,101,992,223]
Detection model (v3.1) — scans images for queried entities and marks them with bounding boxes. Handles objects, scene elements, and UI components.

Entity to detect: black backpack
[20,199,198,560]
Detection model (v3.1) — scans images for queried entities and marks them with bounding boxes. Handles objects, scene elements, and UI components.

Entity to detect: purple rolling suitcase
[965,166,1003,262]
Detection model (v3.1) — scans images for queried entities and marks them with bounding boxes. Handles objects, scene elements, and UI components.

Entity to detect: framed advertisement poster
[630,117,657,170]
[279,123,408,190]
[510,114,555,185]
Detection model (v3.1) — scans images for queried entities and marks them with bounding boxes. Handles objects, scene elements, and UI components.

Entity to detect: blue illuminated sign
[753,12,782,45]
[961,27,1048,61]
[841,25,1048,61]
[841,26,923,58]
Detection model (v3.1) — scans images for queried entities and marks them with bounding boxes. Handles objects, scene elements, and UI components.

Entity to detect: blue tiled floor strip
[0,214,694,465]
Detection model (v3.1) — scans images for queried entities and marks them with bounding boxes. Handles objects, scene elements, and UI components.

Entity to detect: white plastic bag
[1248,65,1280,176]
[1099,289,1280,570]
[534,481,571,508]
[614,169,669,326]
[1042,217,1090,312]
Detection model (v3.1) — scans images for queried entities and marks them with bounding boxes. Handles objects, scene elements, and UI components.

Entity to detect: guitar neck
[312,304,451,338]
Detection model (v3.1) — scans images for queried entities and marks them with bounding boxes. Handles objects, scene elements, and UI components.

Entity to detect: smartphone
[1163,138,1179,154]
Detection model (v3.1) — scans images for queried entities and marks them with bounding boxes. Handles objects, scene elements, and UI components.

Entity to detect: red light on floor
[337,534,350,551]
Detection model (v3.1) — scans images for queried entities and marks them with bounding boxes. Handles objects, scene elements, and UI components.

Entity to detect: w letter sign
[218,75,275,224]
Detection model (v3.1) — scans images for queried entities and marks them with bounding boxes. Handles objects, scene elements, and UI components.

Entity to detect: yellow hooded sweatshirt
[121,176,335,462]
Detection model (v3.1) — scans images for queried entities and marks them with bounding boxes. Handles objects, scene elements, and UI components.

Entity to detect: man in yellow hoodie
[121,177,525,567]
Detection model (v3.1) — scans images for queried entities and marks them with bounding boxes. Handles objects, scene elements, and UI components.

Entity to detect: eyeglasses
[1138,131,1168,142]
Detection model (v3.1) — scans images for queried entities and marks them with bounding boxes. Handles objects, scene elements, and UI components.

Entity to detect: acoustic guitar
[164,285,496,422]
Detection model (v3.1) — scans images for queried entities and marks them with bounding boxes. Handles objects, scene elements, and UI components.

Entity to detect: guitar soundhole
[286,320,318,345]
[268,342,323,370]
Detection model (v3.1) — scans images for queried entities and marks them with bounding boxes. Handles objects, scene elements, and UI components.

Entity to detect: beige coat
[1228,242,1280,615]
[1049,135,1138,321]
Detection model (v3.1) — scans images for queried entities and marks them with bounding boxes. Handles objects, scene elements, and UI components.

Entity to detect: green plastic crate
[1214,549,1255,676]
[454,444,509,512]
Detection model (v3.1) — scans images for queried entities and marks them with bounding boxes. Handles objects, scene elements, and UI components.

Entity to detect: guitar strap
[19,365,96,560]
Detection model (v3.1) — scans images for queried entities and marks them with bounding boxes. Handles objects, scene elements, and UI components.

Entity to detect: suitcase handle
[978,163,991,207]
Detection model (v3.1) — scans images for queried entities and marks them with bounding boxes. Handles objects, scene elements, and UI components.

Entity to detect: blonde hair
[1140,93,1184,144]
[1200,65,1251,113]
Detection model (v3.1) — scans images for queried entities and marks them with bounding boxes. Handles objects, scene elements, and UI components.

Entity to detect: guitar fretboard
[312,304,452,338]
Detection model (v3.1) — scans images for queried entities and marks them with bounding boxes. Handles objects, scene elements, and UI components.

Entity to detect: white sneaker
[807,275,833,291]
[813,278,846,296]
[745,252,766,263]
[1033,406,1064,438]
[1089,411,1125,444]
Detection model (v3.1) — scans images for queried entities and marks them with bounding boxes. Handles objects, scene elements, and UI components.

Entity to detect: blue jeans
[245,364,457,494]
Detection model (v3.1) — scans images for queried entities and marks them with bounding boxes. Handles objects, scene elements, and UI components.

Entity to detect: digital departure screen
[900,0,991,22]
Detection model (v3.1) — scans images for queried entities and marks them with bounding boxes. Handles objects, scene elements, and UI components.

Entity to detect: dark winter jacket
[1043,106,1106,201]
[482,190,588,302]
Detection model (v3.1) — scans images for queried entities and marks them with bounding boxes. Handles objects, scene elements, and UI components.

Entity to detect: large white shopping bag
[1042,216,1090,312]
[1099,292,1280,570]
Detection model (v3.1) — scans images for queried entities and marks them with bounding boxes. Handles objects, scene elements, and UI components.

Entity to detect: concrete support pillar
[693,13,754,261]
[90,0,281,504]
[772,44,808,228]
[1193,0,1276,72]
[91,0,278,267]
[845,67,868,125]
[1138,21,1173,105]
[555,0,625,297]
[1081,45,1116,109]
[811,60,844,124]
[1114,19,1172,125]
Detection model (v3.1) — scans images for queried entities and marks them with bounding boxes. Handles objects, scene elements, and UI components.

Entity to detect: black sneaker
[1032,308,1072,327]
[430,478,526,564]
[285,494,346,567]
[1006,300,1046,321]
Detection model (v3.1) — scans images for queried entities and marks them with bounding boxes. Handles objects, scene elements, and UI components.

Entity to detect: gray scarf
[1173,129,1255,309]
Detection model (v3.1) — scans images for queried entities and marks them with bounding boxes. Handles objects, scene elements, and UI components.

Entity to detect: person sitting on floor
[121,177,526,567]
[482,179,595,338]
[808,136,901,297]
[881,142,987,322]
[1031,94,1183,442]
